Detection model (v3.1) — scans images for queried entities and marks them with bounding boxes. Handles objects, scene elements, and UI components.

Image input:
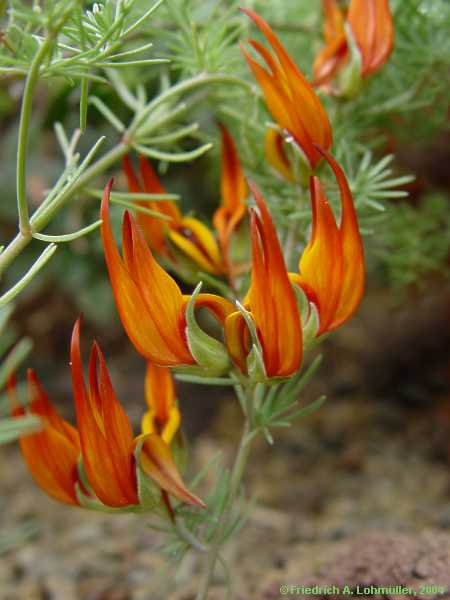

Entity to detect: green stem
[0,142,129,277]
[195,385,255,600]
[174,517,208,553]
[16,36,54,234]
[1,72,253,280]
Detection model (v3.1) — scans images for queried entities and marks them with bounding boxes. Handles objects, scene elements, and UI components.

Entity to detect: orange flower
[9,372,80,506]
[9,321,205,511]
[100,180,234,367]
[293,146,365,335]
[225,183,302,378]
[70,320,139,507]
[141,363,180,445]
[212,124,248,280]
[123,156,223,275]
[349,0,394,78]
[240,8,332,169]
[313,0,394,90]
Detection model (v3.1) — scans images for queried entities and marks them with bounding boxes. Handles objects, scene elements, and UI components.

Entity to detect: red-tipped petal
[71,319,138,507]
[314,147,365,329]
[100,182,192,365]
[122,212,194,365]
[241,8,332,166]
[122,156,141,194]
[10,372,80,505]
[248,182,302,377]
[299,177,344,334]
[348,0,394,77]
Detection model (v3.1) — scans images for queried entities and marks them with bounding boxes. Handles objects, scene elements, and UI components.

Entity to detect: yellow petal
[264,129,295,182]
[169,217,223,274]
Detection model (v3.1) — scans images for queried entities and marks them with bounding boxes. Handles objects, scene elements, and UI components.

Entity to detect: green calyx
[338,24,364,99]
[183,282,230,377]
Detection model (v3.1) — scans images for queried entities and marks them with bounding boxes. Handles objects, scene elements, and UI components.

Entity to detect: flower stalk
[196,382,255,600]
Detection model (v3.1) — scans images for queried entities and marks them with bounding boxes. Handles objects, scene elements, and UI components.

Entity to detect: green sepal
[338,23,364,99]
[247,344,267,383]
[235,301,268,383]
[169,430,188,476]
[293,282,310,325]
[134,436,163,512]
[184,282,230,377]
[291,284,320,351]
[302,302,320,350]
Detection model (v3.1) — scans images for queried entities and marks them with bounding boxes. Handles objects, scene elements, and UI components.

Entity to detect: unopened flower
[292,146,365,335]
[9,320,204,511]
[123,155,223,275]
[225,183,302,380]
[313,0,394,95]
[213,124,249,282]
[101,180,234,372]
[240,8,332,170]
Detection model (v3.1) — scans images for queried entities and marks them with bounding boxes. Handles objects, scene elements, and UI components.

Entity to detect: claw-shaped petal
[348,0,394,78]
[241,8,332,168]
[9,372,80,505]
[138,434,205,508]
[298,148,365,334]
[101,180,195,366]
[71,319,139,507]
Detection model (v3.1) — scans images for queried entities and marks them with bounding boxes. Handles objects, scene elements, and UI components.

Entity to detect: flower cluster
[9,320,203,513]
[11,1,393,512]
[100,8,368,382]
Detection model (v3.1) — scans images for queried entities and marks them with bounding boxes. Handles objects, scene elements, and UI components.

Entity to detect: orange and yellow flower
[240,8,332,169]
[123,155,223,275]
[100,180,234,367]
[313,0,394,91]
[292,147,365,335]
[9,320,204,510]
[141,363,180,445]
[225,183,302,378]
